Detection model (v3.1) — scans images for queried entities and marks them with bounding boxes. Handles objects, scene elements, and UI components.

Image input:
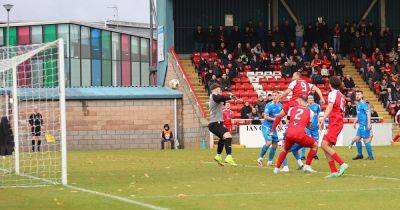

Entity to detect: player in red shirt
[271,72,325,131]
[223,103,234,132]
[273,95,318,174]
[321,76,349,178]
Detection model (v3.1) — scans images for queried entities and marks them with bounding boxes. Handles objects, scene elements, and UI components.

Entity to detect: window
[71,58,81,87]
[140,38,150,85]
[121,34,131,86]
[81,26,90,59]
[31,58,43,87]
[4,27,17,46]
[101,31,112,86]
[91,28,101,86]
[131,36,140,85]
[57,24,70,86]
[31,26,42,44]
[0,28,4,46]
[17,26,30,45]
[70,25,80,58]
[43,25,57,42]
[81,59,91,87]
[111,32,121,86]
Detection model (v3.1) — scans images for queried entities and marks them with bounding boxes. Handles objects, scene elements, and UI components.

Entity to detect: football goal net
[0,39,67,188]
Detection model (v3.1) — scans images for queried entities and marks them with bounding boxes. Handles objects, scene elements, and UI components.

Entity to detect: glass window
[4,27,17,46]
[31,58,43,87]
[0,28,4,46]
[132,61,140,85]
[140,38,149,62]
[91,28,101,59]
[43,57,58,87]
[17,26,30,45]
[102,60,112,86]
[140,62,149,86]
[64,59,70,87]
[131,36,140,61]
[91,59,101,86]
[101,31,111,60]
[81,59,91,86]
[81,26,90,59]
[31,26,42,44]
[18,60,31,87]
[71,58,81,87]
[121,34,131,86]
[70,25,80,58]
[57,24,70,57]
[43,25,57,43]
[112,60,121,86]
[112,32,120,60]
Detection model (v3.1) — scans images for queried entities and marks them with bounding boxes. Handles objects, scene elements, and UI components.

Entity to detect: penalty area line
[201,161,400,181]
[65,184,170,210]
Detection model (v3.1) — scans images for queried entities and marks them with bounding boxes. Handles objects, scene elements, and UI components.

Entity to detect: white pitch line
[136,187,400,199]
[65,185,170,210]
[201,161,400,181]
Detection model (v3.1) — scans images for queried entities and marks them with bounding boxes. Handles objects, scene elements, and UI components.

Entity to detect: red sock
[305,149,317,165]
[331,153,344,165]
[276,151,288,168]
[328,160,338,173]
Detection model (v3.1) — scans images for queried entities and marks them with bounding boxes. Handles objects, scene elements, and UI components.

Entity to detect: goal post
[0,39,67,188]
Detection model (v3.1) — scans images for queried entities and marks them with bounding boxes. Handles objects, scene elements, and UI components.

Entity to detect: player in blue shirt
[349,90,374,160]
[307,95,321,159]
[257,91,289,170]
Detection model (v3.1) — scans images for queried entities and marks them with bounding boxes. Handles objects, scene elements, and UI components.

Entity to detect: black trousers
[161,139,174,149]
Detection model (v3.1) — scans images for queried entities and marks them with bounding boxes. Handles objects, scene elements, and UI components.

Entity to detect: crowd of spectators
[193,19,399,120]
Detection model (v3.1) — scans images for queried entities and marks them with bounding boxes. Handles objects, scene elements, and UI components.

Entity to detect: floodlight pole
[3,4,13,118]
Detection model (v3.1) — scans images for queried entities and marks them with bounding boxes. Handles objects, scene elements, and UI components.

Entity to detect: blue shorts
[306,128,319,141]
[356,125,371,139]
[261,125,279,143]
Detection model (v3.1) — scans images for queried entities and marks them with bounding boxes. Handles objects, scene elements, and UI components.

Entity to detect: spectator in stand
[270,41,279,56]
[384,27,394,53]
[364,31,376,56]
[393,60,400,75]
[343,75,355,89]
[243,26,254,45]
[383,88,398,110]
[265,94,273,104]
[378,79,388,101]
[311,65,323,84]
[281,19,293,44]
[223,103,234,132]
[250,54,260,71]
[370,105,379,123]
[331,54,343,76]
[255,21,267,48]
[281,62,291,78]
[253,43,264,55]
[304,24,314,45]
[205,25,215,52]
[295,21,304,49]
[272,26,282,42]
[394,100,400,114]
[345,101,357,117]
[216,25,226,48]
[207,75,219,95]
[220,74,231,91]
[320,65,328,77]
[230,26,242,51]
[249,107,262,124]
[212,61,222,78]
[194,25,205,52]
[353,31,363,58]
[299,47,310,62]
[332,22,341,53]
[256,96,266,116]
[233,43,244,59]
[240,101,252,119]
[388,48,399,63]
[341,27,351,58]
[359,54,369,80]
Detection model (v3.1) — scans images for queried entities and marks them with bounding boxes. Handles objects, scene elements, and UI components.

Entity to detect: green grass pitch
[1,147,400,210]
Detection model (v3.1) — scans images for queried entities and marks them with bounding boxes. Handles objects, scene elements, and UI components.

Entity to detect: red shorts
[283,130,316,151]
[323,122,343,145]
[283,100,299,114]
